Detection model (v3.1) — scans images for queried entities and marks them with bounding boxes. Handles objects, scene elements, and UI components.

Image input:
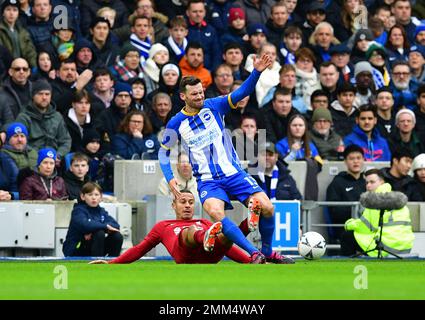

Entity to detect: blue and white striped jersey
[161,95,241,181]
[159,69,261,182]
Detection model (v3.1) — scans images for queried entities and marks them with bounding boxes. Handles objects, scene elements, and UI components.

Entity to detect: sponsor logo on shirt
[345,187,354,192]
[201,191,208,198]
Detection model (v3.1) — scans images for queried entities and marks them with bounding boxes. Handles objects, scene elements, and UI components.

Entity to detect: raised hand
[253,53,273,72]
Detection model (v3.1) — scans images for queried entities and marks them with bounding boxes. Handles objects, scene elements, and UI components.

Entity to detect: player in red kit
[89,190,252,264]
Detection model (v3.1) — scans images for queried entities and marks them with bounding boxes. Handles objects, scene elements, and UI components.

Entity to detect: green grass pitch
[0,260,424,300]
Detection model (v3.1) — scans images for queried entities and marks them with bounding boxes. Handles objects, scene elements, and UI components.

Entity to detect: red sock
[239,218,250,236]
[193,230,205,244]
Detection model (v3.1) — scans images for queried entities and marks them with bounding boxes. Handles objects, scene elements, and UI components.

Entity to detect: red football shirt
[110,219,250,264]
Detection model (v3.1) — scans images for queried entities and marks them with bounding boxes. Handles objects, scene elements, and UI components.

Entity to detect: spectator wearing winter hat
[80,128,105,184]
[389,108,425,158]
[350,29,374,65]
[207,1,240,35]
[309,107,344,161]
[412,153,425,201]
[146,63,183,116]
[221,6,248,47]
[93,81,135,155]
[390,60,419,111]
[329,44,355,84]
[73,38,105,75]
[408,45,425,83]
[0,0,37,67]
[110,43,144,83]
[415,24,425,46]
[366,43,391,89]
[142,43,170,95]
[19,147,69,200]
[245,23,268,56]
[15,79,72,159]
[385,24,410,63]
[353,61,376,107]
[0,122,37,192]
[300,1,327,44]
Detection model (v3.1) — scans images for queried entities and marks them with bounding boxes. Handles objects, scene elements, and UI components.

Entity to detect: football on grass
[298,232,326,260]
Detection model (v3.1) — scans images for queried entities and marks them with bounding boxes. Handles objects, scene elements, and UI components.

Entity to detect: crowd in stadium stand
[0,0,425,208]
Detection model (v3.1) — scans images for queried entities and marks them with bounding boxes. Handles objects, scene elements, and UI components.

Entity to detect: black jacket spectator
[80,0,129,36]
[63,169,90,200]
[381,167,422,202]
[264,106,299,143]
[326,171,366,242]
[93,103,134,154]
[51,78,77,115]
[0,77,33,119]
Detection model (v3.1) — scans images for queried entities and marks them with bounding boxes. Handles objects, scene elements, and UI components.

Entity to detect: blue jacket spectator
[186,1,222,71]
[389,61,419,111]
[111,133,159,160]
[62,200,121,257]
[276,137,320,161]
[344,125,391,161]
[111,110,159,160]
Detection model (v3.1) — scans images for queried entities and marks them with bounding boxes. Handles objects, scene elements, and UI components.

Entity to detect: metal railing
[301,201,361,250]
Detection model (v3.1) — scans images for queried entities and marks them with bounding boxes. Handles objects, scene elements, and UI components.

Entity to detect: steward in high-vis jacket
[344,183,414,257]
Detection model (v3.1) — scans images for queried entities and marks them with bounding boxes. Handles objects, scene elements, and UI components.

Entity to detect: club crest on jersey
[202,112,212,122]
[173,227,182,235]
[200,191,208,198]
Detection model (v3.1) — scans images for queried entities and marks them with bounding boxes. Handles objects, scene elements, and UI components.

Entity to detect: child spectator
[63,153,91,201]
[62,181,123,257]
[221,7,248,47]
[130,78,148,112]
[163,15,188,64]
[279,26,303,65]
